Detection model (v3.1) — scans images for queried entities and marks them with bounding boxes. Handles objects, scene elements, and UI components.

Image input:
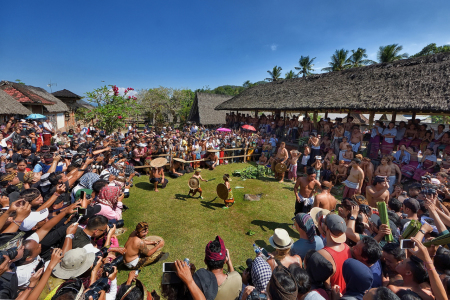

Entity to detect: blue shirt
[290,236,324,260]
[370,260,383,288]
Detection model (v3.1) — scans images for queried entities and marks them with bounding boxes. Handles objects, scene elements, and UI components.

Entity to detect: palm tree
[295,56,316,77]
[377,44,409,63]
[285,70,298,79]
[266,66,283,82]
[348,48,375,68]
[322,49,351,72]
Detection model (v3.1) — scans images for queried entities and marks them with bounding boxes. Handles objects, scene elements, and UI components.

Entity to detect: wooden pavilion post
[412,112,416,123]
[392,112,397,123]
[325,112,328,119]
[305,111,308,118]
[284,110,287,126]
[313,111,318,128]
[368,112,375,129]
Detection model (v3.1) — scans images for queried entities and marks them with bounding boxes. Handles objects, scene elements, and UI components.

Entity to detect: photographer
[96,186,125,221]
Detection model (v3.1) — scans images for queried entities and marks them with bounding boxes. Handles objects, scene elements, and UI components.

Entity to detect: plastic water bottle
[253,244,261,255]
[184,258,190,266]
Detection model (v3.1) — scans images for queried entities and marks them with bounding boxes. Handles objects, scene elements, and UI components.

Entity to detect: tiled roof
[0,82,55,105]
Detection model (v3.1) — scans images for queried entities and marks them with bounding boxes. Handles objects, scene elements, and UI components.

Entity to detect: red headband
[205,236,226,261]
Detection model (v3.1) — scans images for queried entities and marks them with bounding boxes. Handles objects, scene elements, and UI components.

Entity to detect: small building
[0,90,32,122]
[0,81,69,129]
[188,92,232,125]
[52,89,94,129]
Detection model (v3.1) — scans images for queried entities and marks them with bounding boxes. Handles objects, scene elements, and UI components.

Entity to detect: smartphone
[77,207,87,215]
[35,259,45,272]
[400,239,416,249]
[162,262,176,272]
[261,248,270,259]
[80,191,86,199]
[135,270,140,275]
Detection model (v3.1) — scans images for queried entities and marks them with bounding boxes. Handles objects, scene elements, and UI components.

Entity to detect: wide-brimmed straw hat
[150,157,167,168]
[53,248,95,279]
[269,228,294,250]
[309,207,331,228]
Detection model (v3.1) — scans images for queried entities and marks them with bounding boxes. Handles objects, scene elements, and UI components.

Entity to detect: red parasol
[241,125,256,131]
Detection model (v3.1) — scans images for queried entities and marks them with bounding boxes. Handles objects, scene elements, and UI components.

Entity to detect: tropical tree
[78,85,141,133]
[295,56,316,77]
[322,49,351,72]
[377,44,409,63]
[265,66,283,82]
[348,48,375,68]
[285,70,298,79]
[411,43,450,57]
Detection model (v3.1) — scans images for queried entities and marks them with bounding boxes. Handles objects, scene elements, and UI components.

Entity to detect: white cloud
[118,87,137,97]
[271,44,278,51]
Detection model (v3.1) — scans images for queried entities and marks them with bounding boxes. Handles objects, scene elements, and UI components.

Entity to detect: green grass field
[116,162,300,292]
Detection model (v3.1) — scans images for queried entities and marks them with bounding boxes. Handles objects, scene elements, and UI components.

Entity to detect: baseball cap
[20,208,49,231]
[403,198,420,213]
[293,213,315,242]
[325,214,347,243]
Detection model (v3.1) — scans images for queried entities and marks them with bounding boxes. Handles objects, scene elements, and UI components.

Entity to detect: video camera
[0,247,18,264]
[102,255,123,277]
[84,277,110,300]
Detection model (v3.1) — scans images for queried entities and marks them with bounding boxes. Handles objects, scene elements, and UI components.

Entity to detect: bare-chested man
[205,150,219,170]
[344,116,354,140]
[335,160,348,185]
[350,126,363,153]
[366,176,390,208]
[313,181,337,211]
[361,157,374,196]
[343,158,364,198]
[124,222,167,270]
[288,149,301,181]
[388,155,402,194]
[301,117,312,137]
[149,167,168,192]
[324,148,336,171]
[375,156,391,177]
[269,141,289,183]
[333,123,345,157]
[294,167,321,214]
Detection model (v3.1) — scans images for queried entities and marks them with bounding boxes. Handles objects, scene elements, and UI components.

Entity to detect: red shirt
[323,243,352,294]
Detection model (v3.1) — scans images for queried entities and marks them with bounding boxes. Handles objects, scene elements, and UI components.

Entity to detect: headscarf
[205,236,226,262]
[251,256,272,292]
[342,259,373,300]
[79,172,100,190]
[267,265,298,300]
[96,186,121,209]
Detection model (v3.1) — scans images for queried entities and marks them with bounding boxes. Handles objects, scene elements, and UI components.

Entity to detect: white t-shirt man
[42,121,53,135]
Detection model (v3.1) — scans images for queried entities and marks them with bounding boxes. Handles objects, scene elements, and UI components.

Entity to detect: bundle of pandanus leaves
[232,165,273,180]
[423,232,450,247]
[401,220,422,239]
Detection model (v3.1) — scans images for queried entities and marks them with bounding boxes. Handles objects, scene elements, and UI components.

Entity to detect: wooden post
[412,112,416,122]
[325,111,328,119]
[244,145,248,163]
[392,112,397,123]
[368,112,375,129]
[284,110,287,126]
[313,111,318,128]
[305,111,308,118]
[169,147,173,171]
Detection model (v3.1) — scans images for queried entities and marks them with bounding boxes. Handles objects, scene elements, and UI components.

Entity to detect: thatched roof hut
[0,90,32,115]
[188,92,232,125]
[216,52,450,114]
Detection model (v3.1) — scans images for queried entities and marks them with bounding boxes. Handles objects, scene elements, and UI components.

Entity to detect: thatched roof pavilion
[215,52,450,116]
[188,92,232,125]
[0,90,32,115]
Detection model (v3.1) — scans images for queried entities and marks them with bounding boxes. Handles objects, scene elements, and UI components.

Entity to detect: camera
[247,290,268,300]
[124,188,130,198]
[102,255,124,277]
[84,277,110,300]
[0,247,18,264]
[108,219,124,229]
[93,247,110,267]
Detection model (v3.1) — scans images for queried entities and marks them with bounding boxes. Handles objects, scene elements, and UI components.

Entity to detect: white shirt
[17,255,42,287]
[42,122,53,134]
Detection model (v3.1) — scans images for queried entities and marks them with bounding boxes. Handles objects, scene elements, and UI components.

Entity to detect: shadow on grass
[251,219,298,238]
[254,239,274,252]
[136,182,154,191]
[174,194,190,201]
[200,198,225,210]
[282,186,294,191]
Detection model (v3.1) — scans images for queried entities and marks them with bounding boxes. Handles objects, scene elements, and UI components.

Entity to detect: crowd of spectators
[0,114,449,300]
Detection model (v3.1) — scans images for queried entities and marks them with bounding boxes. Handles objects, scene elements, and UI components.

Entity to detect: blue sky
[1,0,449,97]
